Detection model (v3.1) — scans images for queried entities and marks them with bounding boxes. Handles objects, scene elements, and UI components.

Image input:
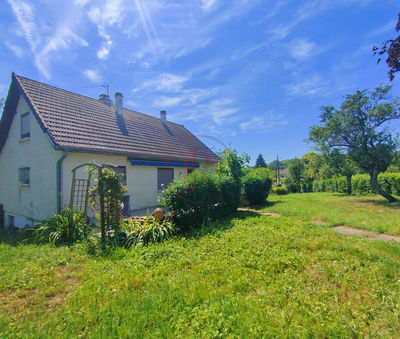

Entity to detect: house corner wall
[0,95,62,227]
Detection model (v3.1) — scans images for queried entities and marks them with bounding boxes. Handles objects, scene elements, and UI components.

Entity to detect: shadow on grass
[0,228,37,246]
[358,199,400,209]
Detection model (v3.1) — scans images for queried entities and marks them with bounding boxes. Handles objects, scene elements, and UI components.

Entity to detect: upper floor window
[157,168,174,190]
[18,167,30,185]
[21,112,30,139]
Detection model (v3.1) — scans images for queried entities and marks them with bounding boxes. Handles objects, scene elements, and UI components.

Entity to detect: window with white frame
[21,112,30,139]
[18,167,30,185]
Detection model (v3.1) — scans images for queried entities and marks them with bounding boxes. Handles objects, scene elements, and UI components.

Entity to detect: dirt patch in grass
[334,226,400,244]
[0,265,82,318]
[313,219,327,225]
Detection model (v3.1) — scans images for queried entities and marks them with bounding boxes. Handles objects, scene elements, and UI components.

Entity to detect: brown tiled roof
[0,73,219,162]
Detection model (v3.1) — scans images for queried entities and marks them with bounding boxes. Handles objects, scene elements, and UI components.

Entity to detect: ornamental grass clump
[118,217,176,248]
[34,207,91,245]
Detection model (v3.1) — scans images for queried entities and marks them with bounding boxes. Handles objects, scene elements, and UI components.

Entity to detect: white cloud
[5,41,24,58]
[201,0,217,12]
[88,0,125,60]
[283,74,329,97]
[368,19,397,37]
[7,0,88,79]
[240,112,288,133]
[83,69,102,83]
[154,87,218,108]
[143,73,189,92]
[154,96,184,107]
[74,0,91,7]
[289,38,316,60]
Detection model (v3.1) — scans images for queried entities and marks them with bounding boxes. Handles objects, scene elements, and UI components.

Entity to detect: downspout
[57,150,69,213]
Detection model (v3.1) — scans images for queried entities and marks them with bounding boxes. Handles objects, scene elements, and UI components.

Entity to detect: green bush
[283,176,299,193]
[241,172,272,204]
[351,175,372,195]
[34,208,91,245]
[160,172,240,229]
[271,186,288,195]
[118,217,176,247]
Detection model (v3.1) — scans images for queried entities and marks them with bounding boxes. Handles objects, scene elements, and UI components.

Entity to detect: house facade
[0,73,218,228]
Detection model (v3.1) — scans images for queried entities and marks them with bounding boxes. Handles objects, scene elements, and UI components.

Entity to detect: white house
[0,73,219,228]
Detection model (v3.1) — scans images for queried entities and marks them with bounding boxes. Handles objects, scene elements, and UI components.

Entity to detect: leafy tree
[386,151,400,172]
[288,158,304,193]
[373,13,400,81]
[322,149,359,195]
[216,147,250,182]
[255,153,267,168]
[268,159,288,170]
[302,152,323,181]
[309,85,400,202]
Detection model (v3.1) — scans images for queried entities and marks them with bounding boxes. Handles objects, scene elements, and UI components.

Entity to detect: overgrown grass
[262,192,400,234]
[1,212,400,337]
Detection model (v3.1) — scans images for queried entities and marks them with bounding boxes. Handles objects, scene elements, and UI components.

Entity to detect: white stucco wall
[0,95,63,227]
[61,153,214,212]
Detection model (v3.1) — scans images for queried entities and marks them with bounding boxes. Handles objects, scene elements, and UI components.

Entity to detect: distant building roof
[0,73,219,162]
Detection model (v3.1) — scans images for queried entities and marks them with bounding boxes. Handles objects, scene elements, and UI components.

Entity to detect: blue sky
[1,0,399,164]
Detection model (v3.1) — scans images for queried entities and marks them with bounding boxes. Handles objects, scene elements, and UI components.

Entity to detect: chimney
[99,94,112,106]
[160,110,167,123]
[115,92,123,116]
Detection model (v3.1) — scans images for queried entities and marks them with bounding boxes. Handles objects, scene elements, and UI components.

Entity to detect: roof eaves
[64,146,218,163]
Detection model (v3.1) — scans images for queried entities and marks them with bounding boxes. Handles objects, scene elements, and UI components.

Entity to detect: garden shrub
[241,171,272,204]
[35,208,91,245]
[271,186,288,195]
[283,176,299,193]
[160,172,239,229]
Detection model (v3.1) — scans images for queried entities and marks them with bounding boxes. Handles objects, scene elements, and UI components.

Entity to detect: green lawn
[2,207,400,337]
[262,192,400,235]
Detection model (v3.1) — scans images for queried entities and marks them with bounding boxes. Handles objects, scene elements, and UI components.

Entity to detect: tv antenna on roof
[85,83,109,96]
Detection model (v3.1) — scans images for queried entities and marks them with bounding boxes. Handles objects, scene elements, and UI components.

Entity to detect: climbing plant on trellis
[89,165,126,245]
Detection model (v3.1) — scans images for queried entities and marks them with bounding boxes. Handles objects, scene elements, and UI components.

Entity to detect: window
[106,166,127,185]
[8,215,14,227]
[157,168,174,190]
[187,168,195,175]
[21,113,30,139]
[18,167,30,185]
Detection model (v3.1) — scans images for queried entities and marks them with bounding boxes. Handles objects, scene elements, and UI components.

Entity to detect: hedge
[241,171,272,204]
[160,172,240,230]
[312,173,400,195]
[271,186,289,195]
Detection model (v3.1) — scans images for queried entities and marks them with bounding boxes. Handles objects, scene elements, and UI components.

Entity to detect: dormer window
[21,112,30,139]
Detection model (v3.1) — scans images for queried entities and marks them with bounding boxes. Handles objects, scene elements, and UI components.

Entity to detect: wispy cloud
[7,0,88,79]
[88,0,125,60]
[283,74,330,97]
[239,112,288,133]
[154,87,219,108]
[368,19,397,37]
[201,0,218,12]
[83,69,102,83]
[142,73,189,92]
[289,38,317,60]
[5,41,24,58]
